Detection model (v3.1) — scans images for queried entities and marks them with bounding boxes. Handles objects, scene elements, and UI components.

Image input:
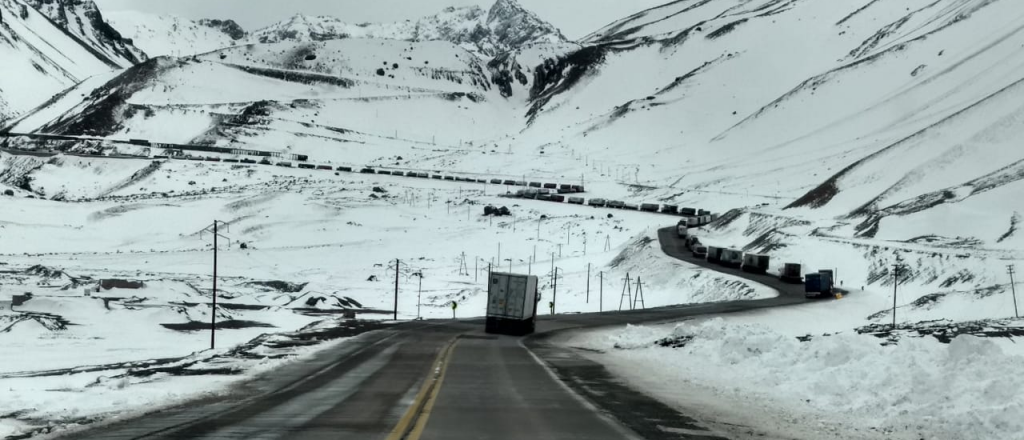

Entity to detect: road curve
[56,227,810,440]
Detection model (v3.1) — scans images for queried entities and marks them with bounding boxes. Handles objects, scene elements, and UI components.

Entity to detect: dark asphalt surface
[55,227,811,440]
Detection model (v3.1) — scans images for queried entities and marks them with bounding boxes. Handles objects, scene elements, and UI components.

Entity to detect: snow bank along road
[56,227,810,440]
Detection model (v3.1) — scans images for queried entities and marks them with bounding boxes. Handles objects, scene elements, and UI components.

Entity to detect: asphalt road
[56,227,811,440]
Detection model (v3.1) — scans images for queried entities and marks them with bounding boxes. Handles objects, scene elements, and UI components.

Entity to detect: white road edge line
[518,339,646,440]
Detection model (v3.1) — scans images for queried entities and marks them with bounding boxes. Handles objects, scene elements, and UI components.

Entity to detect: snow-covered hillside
[2,1,1024,436]
[249,0,567,57]
[104,11,246,57]
[0,0,142,122]
[24,0,144,65]
[5,0,1024,341]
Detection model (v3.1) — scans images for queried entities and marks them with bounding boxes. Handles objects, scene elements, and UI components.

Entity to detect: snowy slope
[3,38,512,153]
[0,0,142,122]
[24,0,144,66]
[104,11,246,57]
[249,0,567,57]
[7,0,1024,314]
[3,1,1024,435]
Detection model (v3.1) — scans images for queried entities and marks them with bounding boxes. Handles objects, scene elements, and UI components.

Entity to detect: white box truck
[486,272,539,336]
[676,219,689,238]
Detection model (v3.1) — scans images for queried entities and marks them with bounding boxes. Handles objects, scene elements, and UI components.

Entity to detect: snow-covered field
[0,154,774,437]
[3,0,1023,438]
[561,303,1024,440]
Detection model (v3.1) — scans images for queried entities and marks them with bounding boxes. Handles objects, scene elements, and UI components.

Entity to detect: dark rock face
[198,18,247,40]
[25,0,146,66]
[483,0,565,52]
[252,0,566,57]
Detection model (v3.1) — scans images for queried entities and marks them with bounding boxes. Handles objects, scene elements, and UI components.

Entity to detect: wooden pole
[394,259,400,321]
[211,222,217,350]
[586,263,590,303]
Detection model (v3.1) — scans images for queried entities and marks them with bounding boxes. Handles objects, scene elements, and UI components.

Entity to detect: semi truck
[742,253,770,274]
[780,263,802,283]
[676,220,689,238]
[684,235,701,251]
[804,271,834,298]
[707,246,724,263]
[486,272,539,336]
[721,249,743,268]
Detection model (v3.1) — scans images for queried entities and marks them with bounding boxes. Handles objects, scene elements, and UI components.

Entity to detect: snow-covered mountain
[24,0,144,65]
[104,11,246,57]
[249,0,567,57]
[6,0,1024,310]
[0,0,143,123]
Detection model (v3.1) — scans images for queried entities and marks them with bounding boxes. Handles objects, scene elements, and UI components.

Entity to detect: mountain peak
[249,2,566,56]
[484,0,566,50]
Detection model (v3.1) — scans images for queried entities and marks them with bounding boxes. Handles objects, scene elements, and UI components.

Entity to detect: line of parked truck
[676,222,836,298]
[150,156,591,195]
[510,188,719,220]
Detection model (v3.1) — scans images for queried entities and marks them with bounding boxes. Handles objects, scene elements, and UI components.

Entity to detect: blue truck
[804,271,834,298]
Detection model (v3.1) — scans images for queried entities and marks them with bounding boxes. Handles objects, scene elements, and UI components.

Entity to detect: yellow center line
[405,338,457,440]
[384,338,460,440]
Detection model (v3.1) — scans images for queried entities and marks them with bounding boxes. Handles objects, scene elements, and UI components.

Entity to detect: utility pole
[414,271,423,320]
[620,272,633,311]
[552,267,559,314]
[892,262,902,329]
[633,276,646,310]
[200,220,230,350]
[394,259,400,321]
[550,252,555,286]
[586,263,591,303]
[599,271,603,312]
[1009,265,1019,319]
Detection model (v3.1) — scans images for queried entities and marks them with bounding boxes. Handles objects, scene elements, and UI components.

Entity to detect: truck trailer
[486,273,539,336]
[706,246,724,263]
[720,249,743,268]
[780,263,802,283]
[804,271,834,298]
[742,253,770,274]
